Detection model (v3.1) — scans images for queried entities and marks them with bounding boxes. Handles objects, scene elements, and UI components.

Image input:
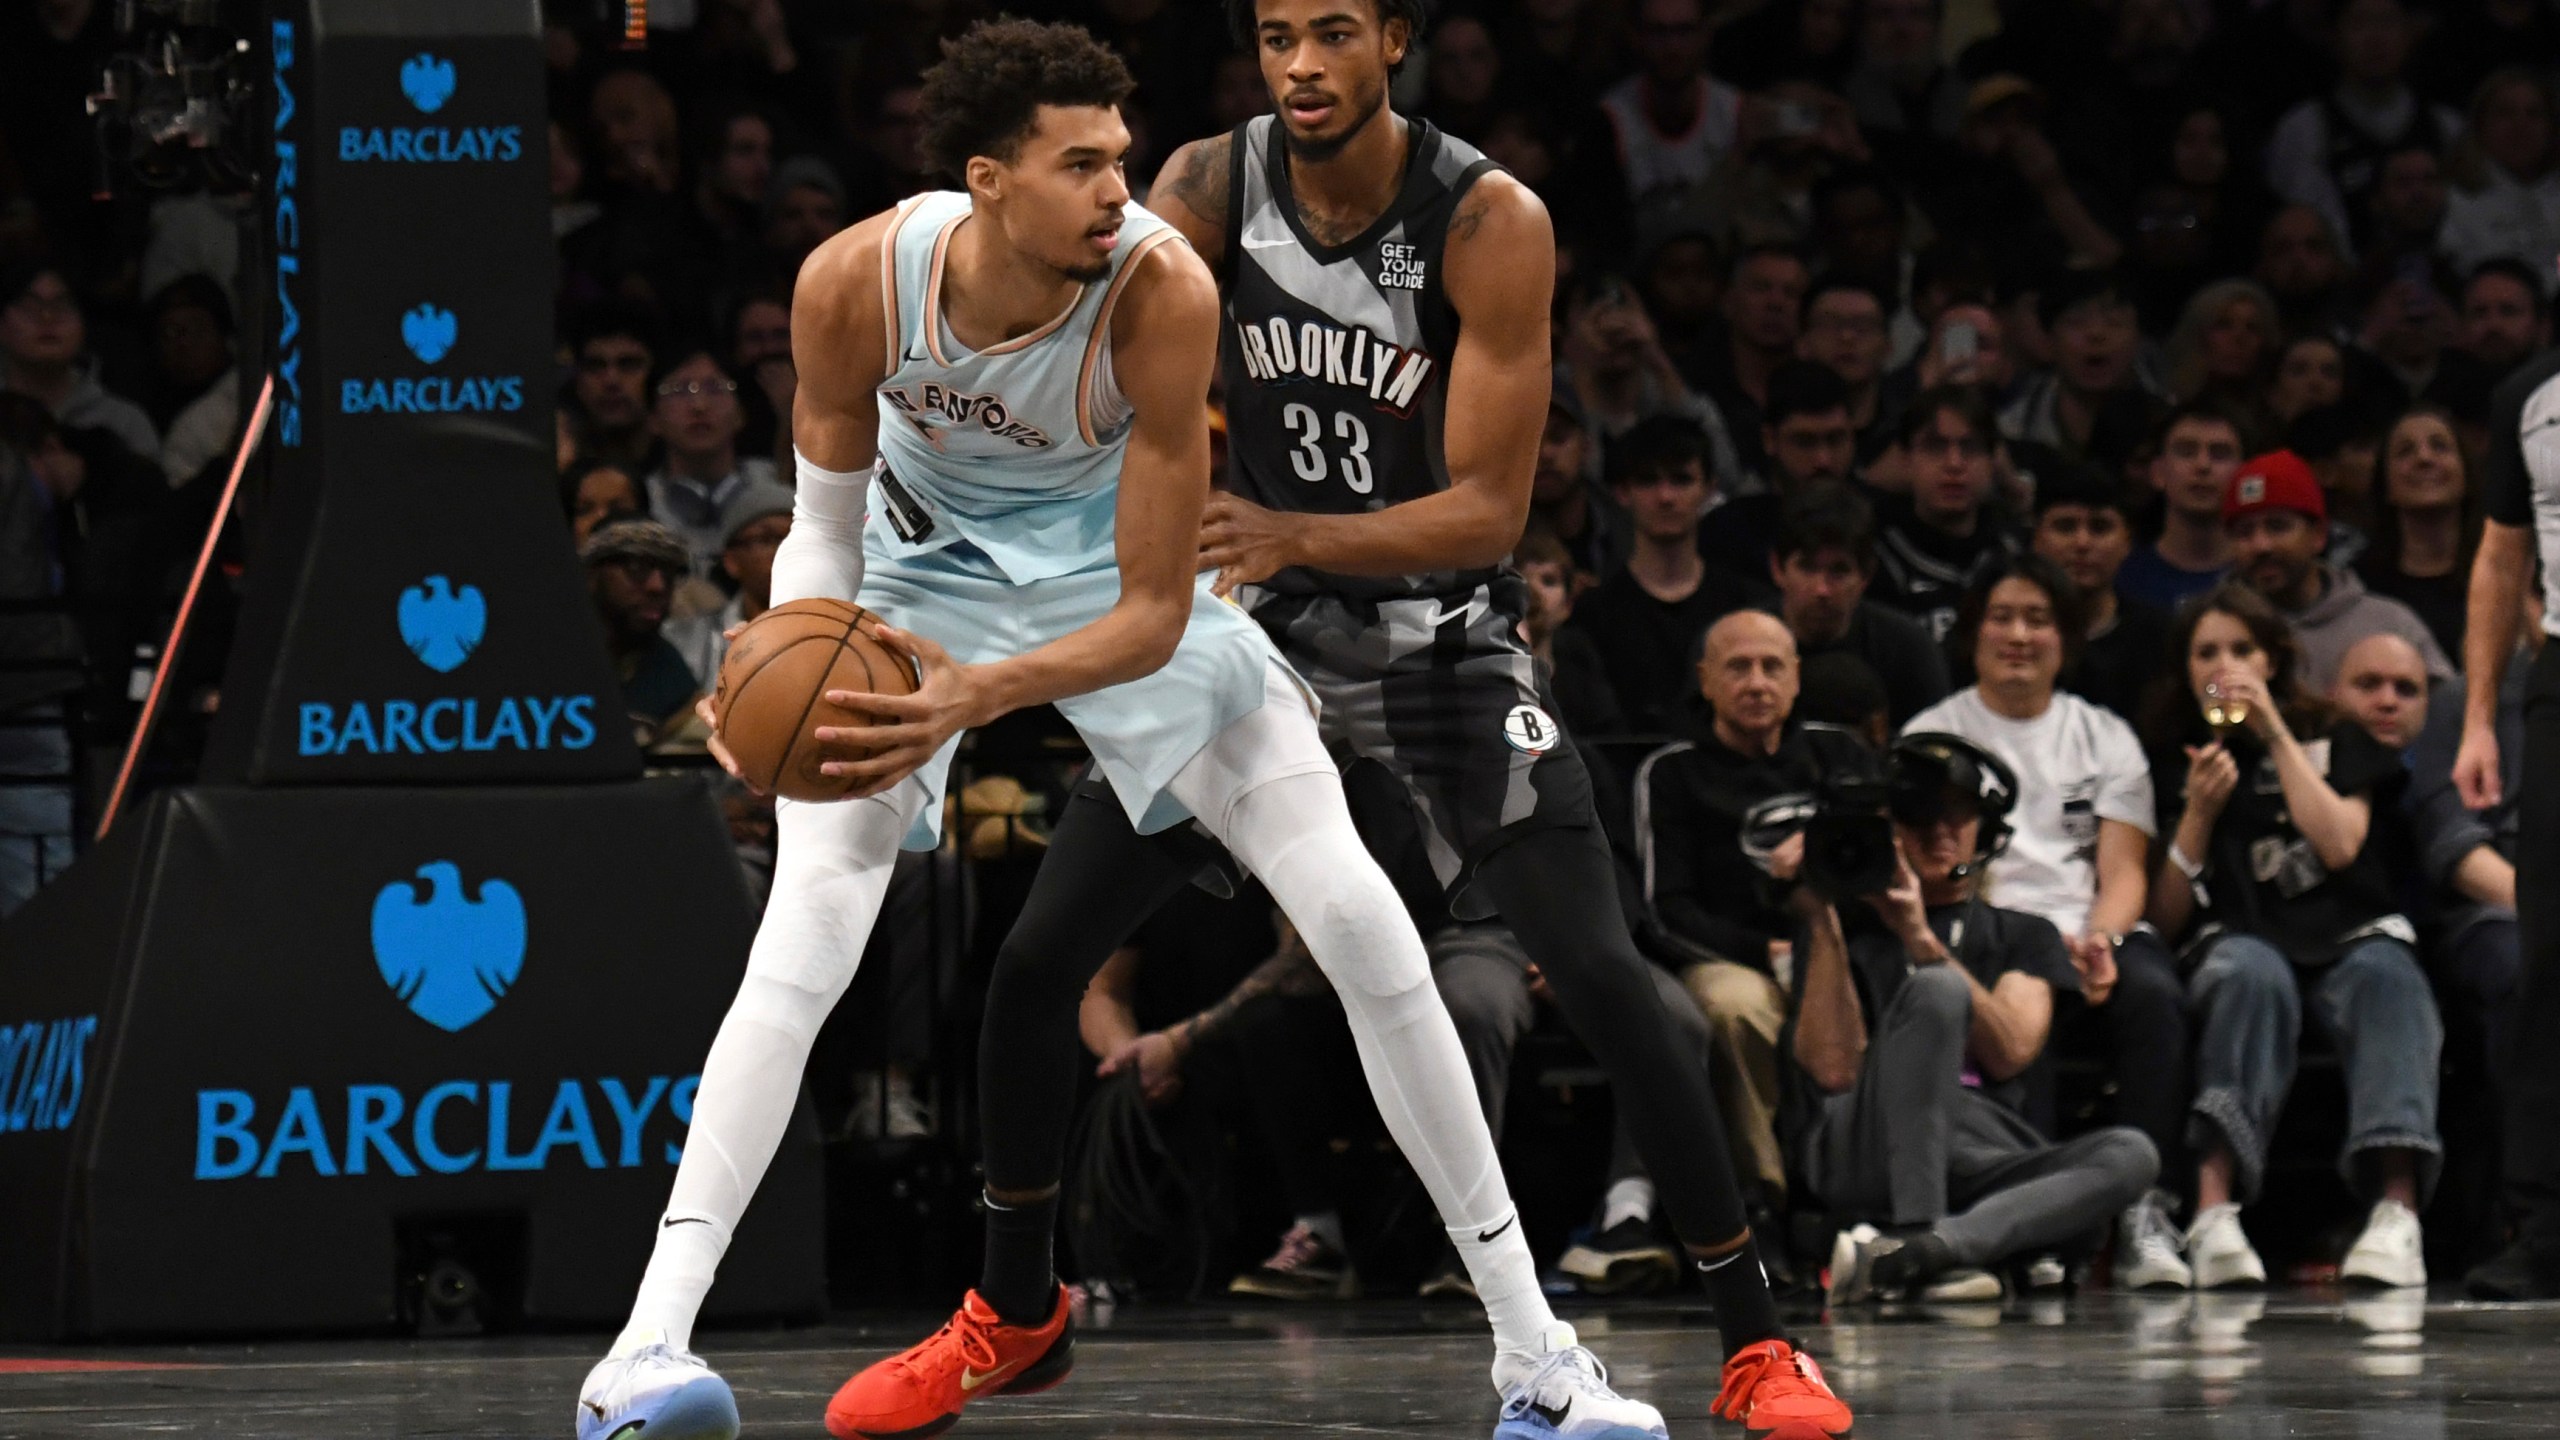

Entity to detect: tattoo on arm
[1179,931,1321,1043]
[1447,190,1492,245]
[1161,133,1232,227]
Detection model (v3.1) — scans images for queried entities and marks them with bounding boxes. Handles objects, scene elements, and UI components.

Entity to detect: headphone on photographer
[1888,731,2019,880]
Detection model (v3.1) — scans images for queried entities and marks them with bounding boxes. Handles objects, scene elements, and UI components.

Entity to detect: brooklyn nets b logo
[1502,704,1559,755]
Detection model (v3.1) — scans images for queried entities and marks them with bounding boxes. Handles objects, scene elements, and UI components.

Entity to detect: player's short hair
[1772,480,1876,573]
[919,19,1135,179]
[1225,0,1435,74]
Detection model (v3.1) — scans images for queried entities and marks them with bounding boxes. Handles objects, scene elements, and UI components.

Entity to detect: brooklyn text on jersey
[1228,316,1437,415]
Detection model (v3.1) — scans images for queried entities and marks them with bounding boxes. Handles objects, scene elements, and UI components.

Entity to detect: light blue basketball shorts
[853,535,1298,850]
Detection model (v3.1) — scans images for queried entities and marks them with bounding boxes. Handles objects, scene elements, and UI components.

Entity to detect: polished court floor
[3,1290,2555,1437]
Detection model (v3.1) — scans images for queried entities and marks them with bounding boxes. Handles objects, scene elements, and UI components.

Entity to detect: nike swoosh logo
[604,1423,646,1440]
[960,1360,1019,1392]
[1530,1398,1570,1427]
[662,1216,710,1230]
[1477,1214,1516,1244]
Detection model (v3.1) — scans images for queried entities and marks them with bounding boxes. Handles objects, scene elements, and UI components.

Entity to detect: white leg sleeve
[1166,684,1564,1361]
[616,787,920,1354]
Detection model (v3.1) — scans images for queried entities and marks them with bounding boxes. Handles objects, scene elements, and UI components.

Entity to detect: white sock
[1297,1212,1347,1253]
[1603,1177,1655,1233]
[612,790,916,1355]
[1171,729,1559,1362]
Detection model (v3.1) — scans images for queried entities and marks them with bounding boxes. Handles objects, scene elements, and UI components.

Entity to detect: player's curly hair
[1223,0,1434,74]
[918,18,1135,180]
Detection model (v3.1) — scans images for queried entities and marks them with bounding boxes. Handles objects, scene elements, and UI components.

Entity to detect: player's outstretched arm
[820,240,1224,797]
[1199,174,1551,589]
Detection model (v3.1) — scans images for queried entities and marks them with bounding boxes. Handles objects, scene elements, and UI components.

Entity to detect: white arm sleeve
[768,449,869,605]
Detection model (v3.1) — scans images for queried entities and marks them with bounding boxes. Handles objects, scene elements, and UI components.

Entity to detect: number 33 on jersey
[1220,116,1498,562]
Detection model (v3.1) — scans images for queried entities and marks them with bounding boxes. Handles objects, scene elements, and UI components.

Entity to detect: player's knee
[1300,883,1433,1000]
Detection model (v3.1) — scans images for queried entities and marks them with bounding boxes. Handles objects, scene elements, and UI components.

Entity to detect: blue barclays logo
[296,696,599,757]
[189,870,703,1182]
[0,1015,100,1136]
[400,52,455,114]
[373,862,526,1033]
[400,576,485,673]
[340,52,524,164]
[340,303,523,416]
[195,1075,701,1179]
[401,303,457,364]
[272,20,302,446]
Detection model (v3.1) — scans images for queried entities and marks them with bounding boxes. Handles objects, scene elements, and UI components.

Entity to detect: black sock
[979,1190,1059,1326]
[1696,1238,1786,1354]
[1869,1230,1955,1294]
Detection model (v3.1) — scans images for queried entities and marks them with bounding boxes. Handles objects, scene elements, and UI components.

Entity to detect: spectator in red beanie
[2224,449,2448,690]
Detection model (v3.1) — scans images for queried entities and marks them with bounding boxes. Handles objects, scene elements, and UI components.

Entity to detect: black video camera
[1741,730,2018,902]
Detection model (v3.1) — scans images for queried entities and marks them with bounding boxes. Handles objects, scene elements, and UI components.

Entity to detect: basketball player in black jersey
[918,3,1852,1436]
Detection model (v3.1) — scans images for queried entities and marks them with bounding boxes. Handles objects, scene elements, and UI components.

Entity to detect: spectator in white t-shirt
[1905,554,2197,1289]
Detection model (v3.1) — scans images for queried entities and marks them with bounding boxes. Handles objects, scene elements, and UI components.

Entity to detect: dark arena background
[3,0,2560,1436]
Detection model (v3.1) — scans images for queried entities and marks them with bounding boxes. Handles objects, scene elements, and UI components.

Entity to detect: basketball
[714,598,920,802]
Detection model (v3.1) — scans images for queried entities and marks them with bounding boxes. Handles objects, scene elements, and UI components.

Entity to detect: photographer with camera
[1789,735,2160,1304]
[1906,555,2196,1289]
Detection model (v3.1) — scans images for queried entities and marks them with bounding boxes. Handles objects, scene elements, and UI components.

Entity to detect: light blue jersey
[871,191,1179,583]
[852,192,1298,849]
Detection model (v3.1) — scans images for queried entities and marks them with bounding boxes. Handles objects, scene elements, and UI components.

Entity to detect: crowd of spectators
[5,0,2559,1305]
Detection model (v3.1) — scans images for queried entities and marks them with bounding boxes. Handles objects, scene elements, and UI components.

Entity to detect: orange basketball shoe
[825,1287,1075,1439]
[1713,1339,1854,1438]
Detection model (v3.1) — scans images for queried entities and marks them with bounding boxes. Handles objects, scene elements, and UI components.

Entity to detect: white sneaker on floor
[575,1330,738,1440]
[1826,1223,1887,1305]
[2117,1191,2194,1291]
[1491,1330,1669,1440]
[2022,1254,2070,1293]
[2186,1203,2266,1290]
[1920,1267,2005,1303]
[2340,1199,2427,1289]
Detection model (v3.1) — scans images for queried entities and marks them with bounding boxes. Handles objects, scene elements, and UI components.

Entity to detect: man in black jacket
[1639,610,1869,1222]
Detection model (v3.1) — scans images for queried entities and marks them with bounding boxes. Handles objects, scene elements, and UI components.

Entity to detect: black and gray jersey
[1219,115,1502,602]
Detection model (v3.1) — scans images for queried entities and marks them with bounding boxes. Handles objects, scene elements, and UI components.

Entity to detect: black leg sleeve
[977,786,1209,1195]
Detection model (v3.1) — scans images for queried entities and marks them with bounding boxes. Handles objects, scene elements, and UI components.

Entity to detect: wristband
[2168,844,2203,882]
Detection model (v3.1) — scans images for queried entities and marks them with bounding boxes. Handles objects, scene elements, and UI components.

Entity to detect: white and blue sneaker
[575,1329,739,1440]
[1491,1330,1670,1440]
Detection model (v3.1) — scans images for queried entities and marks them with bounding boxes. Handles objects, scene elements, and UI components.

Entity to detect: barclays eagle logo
[372,863,526,1033]
[401,303,457,364]
[400,52,456,114]
[398,575,485,673]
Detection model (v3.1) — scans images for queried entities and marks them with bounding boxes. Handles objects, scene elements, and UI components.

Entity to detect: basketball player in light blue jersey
[574,21,1664,1440]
